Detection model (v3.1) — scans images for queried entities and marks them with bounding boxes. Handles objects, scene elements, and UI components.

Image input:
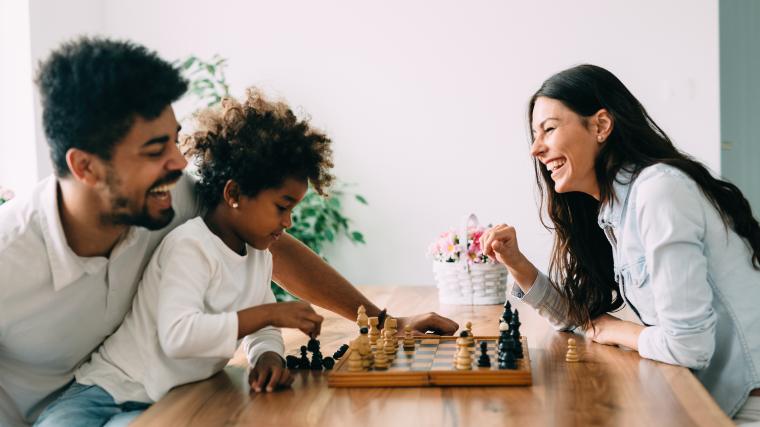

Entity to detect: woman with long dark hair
[481,64,760,422]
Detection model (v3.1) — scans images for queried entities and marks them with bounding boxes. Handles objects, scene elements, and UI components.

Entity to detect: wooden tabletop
[132,286,732,427]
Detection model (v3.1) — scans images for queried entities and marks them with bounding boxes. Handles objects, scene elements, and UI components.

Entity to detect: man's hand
[396,312,459,335]
[249,352,294,393]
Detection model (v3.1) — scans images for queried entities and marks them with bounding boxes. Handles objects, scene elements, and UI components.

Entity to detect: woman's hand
[480,224,538,290]
[586,314,644,349]
[248,352,294,393]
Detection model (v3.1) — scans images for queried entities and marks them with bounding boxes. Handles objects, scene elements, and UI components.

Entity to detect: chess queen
[480,64,760,422]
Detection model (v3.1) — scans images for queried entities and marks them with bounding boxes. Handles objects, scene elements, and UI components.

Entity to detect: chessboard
[327,335,531,388]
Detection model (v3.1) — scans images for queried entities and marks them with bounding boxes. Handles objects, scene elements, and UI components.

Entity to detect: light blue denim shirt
[513,163,760,416]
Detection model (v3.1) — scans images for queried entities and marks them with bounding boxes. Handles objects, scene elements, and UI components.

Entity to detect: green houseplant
[176,55,367,301]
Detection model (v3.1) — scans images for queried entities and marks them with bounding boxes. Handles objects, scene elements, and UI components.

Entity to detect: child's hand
[270,301,323,337]
[249,352,294,392]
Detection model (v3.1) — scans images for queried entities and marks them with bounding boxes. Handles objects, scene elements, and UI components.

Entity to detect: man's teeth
[547,159,566,172]
[149,182,177,194]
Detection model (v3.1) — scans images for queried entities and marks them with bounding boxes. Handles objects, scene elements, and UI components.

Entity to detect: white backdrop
[5,0,720,286]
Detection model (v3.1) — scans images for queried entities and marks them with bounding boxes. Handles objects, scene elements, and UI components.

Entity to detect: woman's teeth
[547,159,566,172]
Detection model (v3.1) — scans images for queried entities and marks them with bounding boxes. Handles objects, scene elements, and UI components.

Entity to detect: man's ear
[594,109,614,143]
[65,148,107,186]
[223,180,240,209]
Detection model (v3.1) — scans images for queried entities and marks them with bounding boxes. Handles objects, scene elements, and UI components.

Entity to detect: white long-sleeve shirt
[75,217,284,403]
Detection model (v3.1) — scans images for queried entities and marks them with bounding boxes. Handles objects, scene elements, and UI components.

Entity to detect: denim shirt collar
[597,166,637,229]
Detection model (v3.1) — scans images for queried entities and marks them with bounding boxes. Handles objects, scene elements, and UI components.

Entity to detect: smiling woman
[480,64,760,421]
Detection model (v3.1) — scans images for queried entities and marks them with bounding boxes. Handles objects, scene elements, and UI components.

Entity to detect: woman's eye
[544,127,555,133]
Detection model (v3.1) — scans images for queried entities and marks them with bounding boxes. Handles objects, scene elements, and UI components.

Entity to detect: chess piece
[347,340,364,372]
[403,325,415,350]
[386,317,398,336]
[310,351,324,370]
[368,316,380,345]
[299,345,310,369]
[359,327,372,368]
[323,357,335,370]
[477,340,491,368]
[498,336,517,369]
[465,321,475,348]
[333,343,349,360]
[455,332,473,370]
[285,355,300,370]
[357,305,369,329]
[384,330,397,357]
[373,339,389,370]
[502,300,513,325]
[566,338,580,363]
[497,321,509,359]
[510,311,523,359]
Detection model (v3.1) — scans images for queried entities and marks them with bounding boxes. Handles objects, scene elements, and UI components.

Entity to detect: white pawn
[384,329,397,357]
[403,324,415,350]
[347,340,364,372]
[357,305,369,329]
[360,328,372,368]
[368,316,380,345]
[455,335,473,370]
[465,321,475,348]
[374,338,389,370]
[566,338,580,363]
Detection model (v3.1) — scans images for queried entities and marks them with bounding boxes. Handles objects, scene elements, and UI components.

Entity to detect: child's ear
[223,180,241,209]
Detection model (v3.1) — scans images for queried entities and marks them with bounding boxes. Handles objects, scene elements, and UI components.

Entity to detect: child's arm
[156,238,239,359]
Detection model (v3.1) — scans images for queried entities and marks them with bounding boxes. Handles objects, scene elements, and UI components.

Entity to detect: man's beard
[99,168,181,231]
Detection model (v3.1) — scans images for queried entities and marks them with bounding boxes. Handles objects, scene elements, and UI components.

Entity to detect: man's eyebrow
[141,125,182,148]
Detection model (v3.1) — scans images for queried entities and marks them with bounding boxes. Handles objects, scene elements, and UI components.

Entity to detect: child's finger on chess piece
[249,352,291,392]
[269,301,324,337]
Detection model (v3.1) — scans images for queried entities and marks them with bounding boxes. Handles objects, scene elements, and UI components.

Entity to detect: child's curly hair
[182,88,334,210]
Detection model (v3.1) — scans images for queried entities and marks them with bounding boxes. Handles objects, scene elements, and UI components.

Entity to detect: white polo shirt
[0,174,200,426]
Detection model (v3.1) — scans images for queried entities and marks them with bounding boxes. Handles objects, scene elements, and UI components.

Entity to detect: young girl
[481,65,760,422]
[34,88,334,426]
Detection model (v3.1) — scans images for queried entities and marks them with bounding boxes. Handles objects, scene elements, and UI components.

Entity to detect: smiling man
[0,37,458,426]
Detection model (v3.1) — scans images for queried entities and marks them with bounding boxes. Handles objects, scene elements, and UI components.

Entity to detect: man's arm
[269,234,459,335]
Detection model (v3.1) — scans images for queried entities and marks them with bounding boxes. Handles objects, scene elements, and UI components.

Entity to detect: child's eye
[276,205,287,212]
[146,151,164,158]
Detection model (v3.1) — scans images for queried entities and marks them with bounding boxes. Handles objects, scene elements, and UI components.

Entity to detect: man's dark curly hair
[182,88,334,210]
[35,36,188,177]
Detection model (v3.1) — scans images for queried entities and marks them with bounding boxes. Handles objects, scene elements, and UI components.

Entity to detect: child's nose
[282,214,292,229]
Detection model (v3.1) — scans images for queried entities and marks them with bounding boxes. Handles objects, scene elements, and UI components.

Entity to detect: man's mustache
[149,171,183,191]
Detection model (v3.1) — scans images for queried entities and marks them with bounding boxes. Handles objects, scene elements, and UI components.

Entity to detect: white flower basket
[432,214,508,305]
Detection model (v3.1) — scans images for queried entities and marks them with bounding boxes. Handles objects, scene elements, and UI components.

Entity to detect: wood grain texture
[131,286,733,427]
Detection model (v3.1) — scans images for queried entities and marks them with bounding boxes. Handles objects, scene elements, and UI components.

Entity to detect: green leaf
[325,229,334,242]
[355,194,368,205]
[351,231,365,244]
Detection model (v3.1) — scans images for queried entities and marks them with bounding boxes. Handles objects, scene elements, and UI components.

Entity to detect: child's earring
[231,202,239,209]
[598,135,604,143]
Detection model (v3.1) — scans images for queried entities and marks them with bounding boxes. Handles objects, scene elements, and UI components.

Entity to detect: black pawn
[333,343,349,360]
[299,345,310,369]
[285,355,300,369]
[323,357,335,370]
[498,336,517,370]
[502,301,513,325]
[477,341,491,368]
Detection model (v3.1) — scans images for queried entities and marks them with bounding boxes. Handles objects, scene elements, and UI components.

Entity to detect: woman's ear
[223,180,240,209]
[594,109,614,143]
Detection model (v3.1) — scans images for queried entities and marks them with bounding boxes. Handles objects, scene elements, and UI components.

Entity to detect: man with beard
[0,37,458,426]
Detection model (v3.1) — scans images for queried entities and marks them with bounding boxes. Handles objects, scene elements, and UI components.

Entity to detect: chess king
[0,37,458,427]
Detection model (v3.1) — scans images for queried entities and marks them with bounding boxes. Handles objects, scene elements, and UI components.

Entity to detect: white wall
[18,0,720,286]
[0,1,37,197]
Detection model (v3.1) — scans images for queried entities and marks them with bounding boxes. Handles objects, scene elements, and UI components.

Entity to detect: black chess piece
[502,301,513,325]
[299,345,310,369]
[323,357,335,370]
[477,340,491,368]
[307,338,321,353]
[333,343,349,359]
[498,336,517,370]
[285,355,300,370]
[310,352,324,370]
[510,310,523,358]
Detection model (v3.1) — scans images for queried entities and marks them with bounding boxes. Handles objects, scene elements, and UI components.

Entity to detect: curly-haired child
[34,88,335,427]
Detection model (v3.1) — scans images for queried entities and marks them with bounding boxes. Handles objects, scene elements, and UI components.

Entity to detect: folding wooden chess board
[327,336,531,387]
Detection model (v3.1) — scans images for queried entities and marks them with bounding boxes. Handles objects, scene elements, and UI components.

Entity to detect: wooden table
[132,286,732,427]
